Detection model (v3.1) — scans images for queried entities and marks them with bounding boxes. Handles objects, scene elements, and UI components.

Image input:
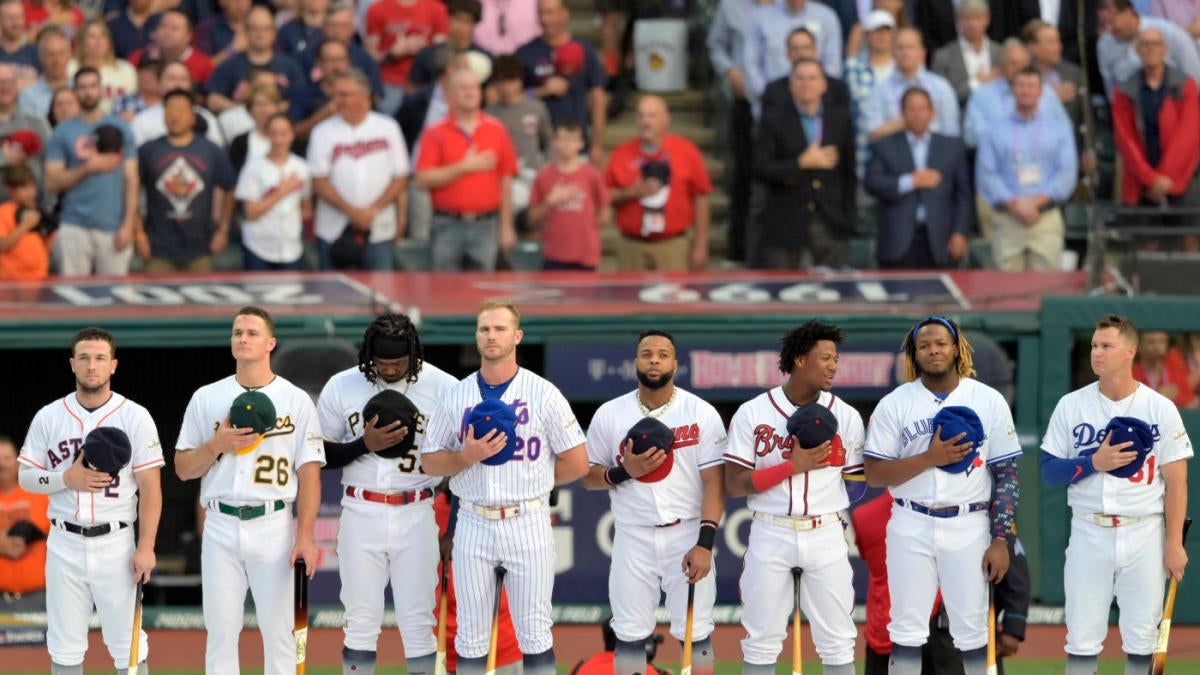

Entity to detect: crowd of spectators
[0,0,1198,278]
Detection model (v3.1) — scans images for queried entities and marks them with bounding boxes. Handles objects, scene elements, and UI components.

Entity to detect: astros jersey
[864,377,1020,504]
[19,393,164,524]
[176,375,325,503]
[423,369,587,504]
[316,362,457,492]
[1042,382,1193,517]
[724,388,865,516]
[586,387,727,526]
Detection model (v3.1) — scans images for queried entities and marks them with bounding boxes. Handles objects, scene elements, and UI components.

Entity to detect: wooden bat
[1149,518,1192,675]
[792,567,803,675]
[435,562,450,675]
[294,559,309,675]
[485,566,507,675]
[987,584,997,675]
[128,580,143,670]
[681,582,695,675]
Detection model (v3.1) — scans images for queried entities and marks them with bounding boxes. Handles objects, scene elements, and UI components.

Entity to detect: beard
[77,377,110,394]
[636,368,675,390]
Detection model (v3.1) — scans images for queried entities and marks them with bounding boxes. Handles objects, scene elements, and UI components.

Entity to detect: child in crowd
[234,113,312,271]
[0,162,51,280]
[528,119,609,271]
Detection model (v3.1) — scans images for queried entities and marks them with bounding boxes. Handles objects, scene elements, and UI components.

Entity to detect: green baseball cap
[230,390,277,435]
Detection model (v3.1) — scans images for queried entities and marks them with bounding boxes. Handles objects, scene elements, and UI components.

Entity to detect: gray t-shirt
[485,97,552,171]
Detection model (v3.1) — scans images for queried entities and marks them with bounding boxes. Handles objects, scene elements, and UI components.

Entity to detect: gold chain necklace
[637,386,677,419]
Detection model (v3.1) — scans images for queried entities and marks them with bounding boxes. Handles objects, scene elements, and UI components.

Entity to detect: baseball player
[863,315,1021,675]
[18,327,163,675]
[422,300,589,675]
[174,306,325,675]
[582,330,727,675]
[316,312,457,675]
[723,320,866,675]
[1041,313,1192,675]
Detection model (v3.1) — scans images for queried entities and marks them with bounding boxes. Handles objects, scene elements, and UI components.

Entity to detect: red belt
[346,486,435,505]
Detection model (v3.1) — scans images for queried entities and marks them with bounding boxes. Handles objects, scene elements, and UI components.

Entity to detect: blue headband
[911,316,959,343]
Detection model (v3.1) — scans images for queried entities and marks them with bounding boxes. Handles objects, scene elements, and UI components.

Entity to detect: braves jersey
[724,388,865,517]
[864,377,1020,504]
[1042,382,1193,517]
[316,363,457,492]
[422,369,587,504]
[586,388,727,526]
[19,393,164,524]
[176,375,325,504]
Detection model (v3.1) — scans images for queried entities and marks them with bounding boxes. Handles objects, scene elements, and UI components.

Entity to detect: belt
[51,519,130,537]
[346,486,435,506]
[214,500,288,520]
[753,512,826,531]
[894,498,988,518]
[1079,513,1146,528]
[434,209,499,222]
[461,498,543,520]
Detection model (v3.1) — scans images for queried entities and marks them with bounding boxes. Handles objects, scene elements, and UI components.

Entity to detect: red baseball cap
[4,129,42,157]
[553,41,585,78]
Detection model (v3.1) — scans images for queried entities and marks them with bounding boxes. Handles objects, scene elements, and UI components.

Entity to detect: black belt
[434,209,499,222]
[51,519,130,537]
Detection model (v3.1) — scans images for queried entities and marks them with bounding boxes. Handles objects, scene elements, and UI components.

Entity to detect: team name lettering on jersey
[753,424,795,457]
[456,400,542,462]
[348,410,429,438]
[899,417,990,449]
[47,438,85,468]
[331,138,391,161]
[211,415,298,438]
[1072,422,1161,451]
[615,422,702,461]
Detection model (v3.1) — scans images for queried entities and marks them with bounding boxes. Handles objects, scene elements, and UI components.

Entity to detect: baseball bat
[435,562,450,675]
[791,567,803,675]
[986,584,998,675]
[485,565,507,675]
[128,580,143,670]
[681,582,695,675]
[294,559,310,675]
[1149,517,1192,675]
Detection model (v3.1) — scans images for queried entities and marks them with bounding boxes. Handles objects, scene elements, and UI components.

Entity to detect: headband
[911,316,959,343]
[372,334,411,359]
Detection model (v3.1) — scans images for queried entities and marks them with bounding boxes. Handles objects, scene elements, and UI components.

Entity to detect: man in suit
[864,86,972,268]
[754,57,856,269]
[762,26,851,116]
[931,0,1002,110]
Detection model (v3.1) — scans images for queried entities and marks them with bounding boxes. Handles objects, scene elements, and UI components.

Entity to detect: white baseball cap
[862,9,897,32]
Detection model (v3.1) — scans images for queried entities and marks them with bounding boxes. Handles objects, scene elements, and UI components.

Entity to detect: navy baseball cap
[625,417,675,483]
[930,406,985,474]
[83,427,132,477]
[469,399,518,466]
[787,403,840,449]
[1100,416,1154,478]
[363,390,420,459]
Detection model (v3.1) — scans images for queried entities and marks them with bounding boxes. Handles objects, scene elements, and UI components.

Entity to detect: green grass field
[7,661,1198,675]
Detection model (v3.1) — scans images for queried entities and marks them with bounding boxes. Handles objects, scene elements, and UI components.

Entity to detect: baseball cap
[1099,416,1154,478]
[329,225,368,270]
[2,129,42,157]
[94,124,125,154]
[362,390,420,458]
[553,41,586,78]
[625,417,675,483]
[230,390,277,455]
[466,50,493,83]
[468,398,519,466]
[862,10,897,32]
[930,406,986,474]
[82,427,133,478]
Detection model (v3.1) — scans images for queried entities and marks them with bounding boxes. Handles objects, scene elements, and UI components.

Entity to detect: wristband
[696,520,718,550]
[605,465,632,487]
[751,462,793,493]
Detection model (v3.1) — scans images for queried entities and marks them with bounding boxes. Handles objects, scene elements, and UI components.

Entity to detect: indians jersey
[176,375,325,504]
[1042,382,1193,517]
[586,388,727,526]
[864,377,1020,504]
[20,393,164,524]
[423,369,587,504]
[316,363,457,492]
[725,388,865,517]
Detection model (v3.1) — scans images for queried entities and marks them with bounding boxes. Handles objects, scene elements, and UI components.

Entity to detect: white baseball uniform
[307,111,410,245]
[19,392,164,670]
[422,369,587,658]
[585,387,727,644]
[863,377,1021,651]
[724,388,865,667]
[1042,382,1193,655]
[176,375,325,675]
[315,363,457,658]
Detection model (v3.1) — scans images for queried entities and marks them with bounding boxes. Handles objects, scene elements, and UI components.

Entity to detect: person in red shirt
[568,619,665,675]
[22,0,82,42]
[0,433,50,612]
[1133,330,1197,409]
[528,119,609,270]
[365,0,448,115]
[415,67,518,271]
[0,162,49,280]
[127,10,214,88]
[605,94,711,272]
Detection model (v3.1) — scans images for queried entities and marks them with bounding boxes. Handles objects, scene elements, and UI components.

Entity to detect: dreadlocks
[778,320,845,374]
[358,312,424,384]
[900,316,976,383]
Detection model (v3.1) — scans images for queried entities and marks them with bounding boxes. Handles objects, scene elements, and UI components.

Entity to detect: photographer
[0,162,53,280]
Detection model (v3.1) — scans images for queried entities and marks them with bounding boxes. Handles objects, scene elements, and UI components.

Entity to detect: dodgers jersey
[176,375,325,504]
[724,388,865,517]
[19,393,165,524]
[864,377,1021,504]
[1042,382,1193,517]
[586,387,727,526]
[423,369,587,504]
[316,363,457,492]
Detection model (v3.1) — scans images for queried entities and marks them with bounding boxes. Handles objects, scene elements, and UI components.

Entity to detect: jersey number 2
[1127,456,1156,485]
[103,475,120,498]
[253,456,291,486]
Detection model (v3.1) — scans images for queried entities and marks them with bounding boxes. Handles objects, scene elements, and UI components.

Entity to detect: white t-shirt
[19,392,165,524]
[1042,382,1194,518]
[235,153,311,263]
[131,102,227,147]
[307,111,410,244]
[218,106,255,145]
[586,388,727,527]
